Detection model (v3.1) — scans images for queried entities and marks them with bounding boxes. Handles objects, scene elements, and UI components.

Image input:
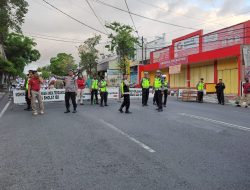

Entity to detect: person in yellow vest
[99,76,108,107]
[153,70,164,112]
[91,75,99,105]
[196,78,205,103]
[23,70,33,111]
[140,72,150,106]
[162,75,169,107]
[119,74,131,113]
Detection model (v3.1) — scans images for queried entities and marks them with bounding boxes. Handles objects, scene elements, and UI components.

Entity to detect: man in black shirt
[215,79,225,105]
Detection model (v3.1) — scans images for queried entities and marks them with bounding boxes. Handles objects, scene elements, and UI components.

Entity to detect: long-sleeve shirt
[56,75,78,92]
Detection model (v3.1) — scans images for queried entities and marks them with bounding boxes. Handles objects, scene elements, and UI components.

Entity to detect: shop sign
[242,45,250,78]
[169,65,181,74]
[202,23,244,52]
[174,35,200,58]
[165,56,188,67]
[152,47,170,64]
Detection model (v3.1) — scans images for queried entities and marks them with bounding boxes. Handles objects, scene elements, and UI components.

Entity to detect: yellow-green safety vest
[92,79,98,90]
[100,80,107,92]
[197,82,205,91]
[154,77,162,90]
[142,78,150,89]
[163,80,168,90]
[25,79,29,90]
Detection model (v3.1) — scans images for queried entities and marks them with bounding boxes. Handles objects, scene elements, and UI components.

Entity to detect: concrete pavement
[0,97,250,190]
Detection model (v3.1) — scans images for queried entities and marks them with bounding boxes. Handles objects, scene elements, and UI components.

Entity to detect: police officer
[196,78,205,103]
[153,70,164,112]
[215,79,225,105]
[162,75,169,107]
[119,74,131,114]
[99,76,108,107]
[24,70,33,111]
[141,72,150,106]
[91,75,99,105]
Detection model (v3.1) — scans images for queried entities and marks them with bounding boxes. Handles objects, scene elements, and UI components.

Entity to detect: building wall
[170,67,187,88]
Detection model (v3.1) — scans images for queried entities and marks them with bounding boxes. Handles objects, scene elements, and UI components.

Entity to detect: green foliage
[78,35,101,77]
[37,66,51,79]
[0,56,17,74]
[50,53,77,76]
[4,33,40,75]
[105,22,139,74]
[0,0,28,43]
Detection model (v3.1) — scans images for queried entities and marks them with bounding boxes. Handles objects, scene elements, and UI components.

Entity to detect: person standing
[239,78,250,108]
[24,70,33,111]
[28,71,44,115]
[99,76,108,107]
[162,75,169,107]
[76,75,85,105]
[215,79,225,105]
[196,78,205,103]
[91,75,99,105]
[153,70,164,112]
[141,72,150,106]
[119,74,131,113]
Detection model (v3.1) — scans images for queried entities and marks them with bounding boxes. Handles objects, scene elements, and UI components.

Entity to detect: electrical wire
[124,0,139,38]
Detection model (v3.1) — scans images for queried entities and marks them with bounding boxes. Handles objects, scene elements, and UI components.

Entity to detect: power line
[28,35,83,43]
[124,0,139,38]
[85,0,109,34]
[91,0,198,30]
[41,0,107,35]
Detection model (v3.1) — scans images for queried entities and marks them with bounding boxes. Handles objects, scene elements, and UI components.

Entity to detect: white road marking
[179,113,250,132]
[99,119,156,153]
[0,101,11,118]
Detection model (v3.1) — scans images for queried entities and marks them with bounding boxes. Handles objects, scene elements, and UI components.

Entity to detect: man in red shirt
[28,71,44,115]
[239,78,250,108]
[77,75,85,105]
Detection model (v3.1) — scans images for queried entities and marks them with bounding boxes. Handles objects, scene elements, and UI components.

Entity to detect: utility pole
[141,36,144,65]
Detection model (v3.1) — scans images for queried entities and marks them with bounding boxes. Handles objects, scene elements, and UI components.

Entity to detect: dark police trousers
[91,89,98,104]
[163,89,168,105]
[217,91,224,104]
[25,90,31,108]
[121,94,130,111]
[197,91,204,103]
[142,88,149,105]
[100,92,108,106]
[155,90,163,109]
[65,92,77,111]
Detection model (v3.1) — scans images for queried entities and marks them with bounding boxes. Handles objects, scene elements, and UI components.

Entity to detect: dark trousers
[163,90,168,105]
[91,89,98,104]
[197,91,204,103]
[155,90,163,109]
[100,92,108,105]
[153,92,157,104]
[65,92,77,110]
[120,94,130,111]
[25,90,31,108]
[217,91,224,104]
[142,88,149,105]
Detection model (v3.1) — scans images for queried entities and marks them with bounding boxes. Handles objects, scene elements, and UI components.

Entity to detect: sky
[22,0,250,72]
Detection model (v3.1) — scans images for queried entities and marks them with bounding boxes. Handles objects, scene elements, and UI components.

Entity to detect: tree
[37,66,51,79]
[50,53,77,76]
[4,33,40,75]
[78,35,101,77]
[0,0,28,43]
[105,22,139,74]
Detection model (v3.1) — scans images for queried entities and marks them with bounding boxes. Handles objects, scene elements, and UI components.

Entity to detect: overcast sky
[22,0,250,71]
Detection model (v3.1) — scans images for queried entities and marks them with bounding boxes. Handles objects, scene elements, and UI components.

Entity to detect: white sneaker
[40,111,44,115]
[33,112,38,116]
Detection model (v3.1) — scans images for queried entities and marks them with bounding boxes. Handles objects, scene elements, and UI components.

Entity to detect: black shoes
[24,107,32,111]
[125,110,132,114]
[119,108,123,113]
[72,110,77,113]
[64,110,70,113]
[158,109,163,112]
[105,104,109,106]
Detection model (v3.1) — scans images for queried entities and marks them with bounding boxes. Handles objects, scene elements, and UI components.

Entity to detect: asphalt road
[0,97,250,190]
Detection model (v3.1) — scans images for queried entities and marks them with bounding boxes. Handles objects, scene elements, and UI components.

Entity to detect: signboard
[242,45,250,78]
[107,69,122,87]
[202,23,244,52]
[169,65,181,74]
[174,35,200,58]
[152,47,170,64]
[165,57,188,67]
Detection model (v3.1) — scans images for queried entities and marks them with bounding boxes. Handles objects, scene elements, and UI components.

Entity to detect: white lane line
[0,101,11,118]
[99,119,156,153]
[179,113,250,132]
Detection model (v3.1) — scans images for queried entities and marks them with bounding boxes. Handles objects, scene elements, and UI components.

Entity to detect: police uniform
[99,79,108,107]
[196,80,205,103]
[119,79,131,113]
[154,74,164,112]
[91,78,99,104]
[141,75,150,106]
[162,77,169,107]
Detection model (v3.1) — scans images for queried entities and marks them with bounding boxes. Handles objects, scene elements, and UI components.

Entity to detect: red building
[138,20,250,95]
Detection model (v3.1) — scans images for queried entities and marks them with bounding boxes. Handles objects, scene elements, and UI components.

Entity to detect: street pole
[141,36,144,65]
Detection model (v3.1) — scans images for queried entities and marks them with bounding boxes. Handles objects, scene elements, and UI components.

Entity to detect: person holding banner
[119,74,131,114]
[91,75,99,105]
[28,71,44,115]
[99,76,108,107]
[141,72,150,106]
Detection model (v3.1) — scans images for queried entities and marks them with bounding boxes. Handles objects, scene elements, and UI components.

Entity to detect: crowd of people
[22,68,250,116]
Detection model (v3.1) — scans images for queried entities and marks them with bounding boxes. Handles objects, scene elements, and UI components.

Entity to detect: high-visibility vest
[25,79,29,90]
[100,80,107,92]
[120,81,129,94]
[163,80,168,90]
[142,78,150,89]
[154,77,162,90]
[92,79,98,90]
[197,82,205,91]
